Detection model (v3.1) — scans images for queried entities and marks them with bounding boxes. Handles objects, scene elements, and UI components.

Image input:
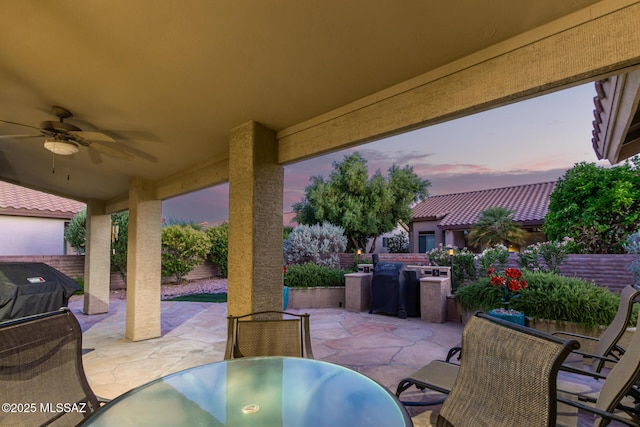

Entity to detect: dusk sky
[162,83,606,224]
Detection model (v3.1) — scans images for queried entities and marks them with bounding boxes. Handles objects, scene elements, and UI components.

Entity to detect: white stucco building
[0,182,85,255]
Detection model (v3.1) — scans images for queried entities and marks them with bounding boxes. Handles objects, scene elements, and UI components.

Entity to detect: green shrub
[74,277,84,295]
[206,223,229,278]
[284,263,348,288]
[624,231,640,285]
[64,209,86,254]
[456,271,630,328]
[284,223,347,268]
[476,244,509,272]
[162,225,212,283]
[428,247,477,291]
[386,231,409,253]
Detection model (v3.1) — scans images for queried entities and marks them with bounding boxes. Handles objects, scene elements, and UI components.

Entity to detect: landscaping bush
[162,225,212,283]
[206,222,229,278]
[456,271,635,328]
[475,244,509,272]
[386,231,409,253]
[624,231,640,285]
[517,238,574,273]
[428,246,477,291]
[283,222,347,268]
[74,277,84,295]
[64,209,86,254]
[283,263,348,288]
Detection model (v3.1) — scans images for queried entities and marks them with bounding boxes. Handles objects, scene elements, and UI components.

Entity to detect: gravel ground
[70,277,228,302]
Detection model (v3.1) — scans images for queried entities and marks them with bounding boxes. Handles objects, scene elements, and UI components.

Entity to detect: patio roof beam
[277,0,640,164]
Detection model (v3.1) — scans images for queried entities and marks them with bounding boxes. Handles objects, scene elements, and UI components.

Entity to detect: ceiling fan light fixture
[44,138,79,155]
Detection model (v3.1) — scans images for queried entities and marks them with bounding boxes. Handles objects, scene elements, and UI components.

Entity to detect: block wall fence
[342,253,636,294]
[0,255,219,289]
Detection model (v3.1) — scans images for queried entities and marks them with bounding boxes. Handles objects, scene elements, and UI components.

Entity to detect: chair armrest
[557,396,638,426]
[559,363,607,380]
[567,349,621,364]
[445,346,461,362]
[551,331,600,342]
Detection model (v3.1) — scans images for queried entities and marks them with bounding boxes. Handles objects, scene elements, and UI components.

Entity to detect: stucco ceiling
[0,0,605,205]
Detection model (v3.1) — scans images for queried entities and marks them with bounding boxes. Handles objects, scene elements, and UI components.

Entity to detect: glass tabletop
[82,357,412,426]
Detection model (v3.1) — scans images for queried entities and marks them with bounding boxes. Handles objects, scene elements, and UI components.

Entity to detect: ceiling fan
[0,106,135,162]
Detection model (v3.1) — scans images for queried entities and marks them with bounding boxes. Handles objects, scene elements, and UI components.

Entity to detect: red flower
[505,268,522,279]
[486,267,527,309]
[490,276,506,287]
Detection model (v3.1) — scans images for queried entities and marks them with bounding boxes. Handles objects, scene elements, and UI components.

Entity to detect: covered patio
[2,1,640,342]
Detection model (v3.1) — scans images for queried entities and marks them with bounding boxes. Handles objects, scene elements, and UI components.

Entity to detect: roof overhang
[592,69,640,163]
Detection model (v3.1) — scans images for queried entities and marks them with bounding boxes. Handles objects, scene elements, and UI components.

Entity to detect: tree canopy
[293,152,429,252]
[543,156,640,254]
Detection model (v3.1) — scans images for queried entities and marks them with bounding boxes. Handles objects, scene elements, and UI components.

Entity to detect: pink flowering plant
[487,267,527,310]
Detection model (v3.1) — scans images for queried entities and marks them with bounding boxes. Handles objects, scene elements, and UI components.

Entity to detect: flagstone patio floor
[69,299,620,425]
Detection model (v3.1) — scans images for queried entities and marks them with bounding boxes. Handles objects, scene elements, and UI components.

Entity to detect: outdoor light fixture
[44,138,79,155]
[447,248,454,257]
[357,248,362,256]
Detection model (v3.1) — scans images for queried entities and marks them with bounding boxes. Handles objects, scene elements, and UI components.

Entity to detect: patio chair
[408,312,579,426]
[553,283,640,373]
[555,311,640,427]
[0,308,104,427]
[444,283,640,369]
[224,310,314,359]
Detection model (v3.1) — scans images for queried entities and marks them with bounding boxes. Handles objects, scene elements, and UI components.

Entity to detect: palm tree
[467,207,525,249]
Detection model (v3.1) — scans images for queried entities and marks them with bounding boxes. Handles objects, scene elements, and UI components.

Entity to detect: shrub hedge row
[284,263,349,288]
[456,271,638,327]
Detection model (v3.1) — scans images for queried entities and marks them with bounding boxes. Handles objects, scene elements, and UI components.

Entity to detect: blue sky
[162,83,605,224]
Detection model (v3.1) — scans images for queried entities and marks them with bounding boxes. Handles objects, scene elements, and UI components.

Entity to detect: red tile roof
[411,182,556,230]
[0,181,85,219]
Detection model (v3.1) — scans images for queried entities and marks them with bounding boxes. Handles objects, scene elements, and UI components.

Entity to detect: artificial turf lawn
[164,293,228,302]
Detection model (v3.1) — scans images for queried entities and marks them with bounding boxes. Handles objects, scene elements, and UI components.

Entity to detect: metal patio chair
[556,311,640,427]
[408,312,579,426]
[444,283,640,370]
[0,308,104,427]
[224,310,314,359]
[553,283,640,373]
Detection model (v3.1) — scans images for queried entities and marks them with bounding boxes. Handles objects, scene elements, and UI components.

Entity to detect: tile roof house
[409,181,556,253]
[0,181,85,255]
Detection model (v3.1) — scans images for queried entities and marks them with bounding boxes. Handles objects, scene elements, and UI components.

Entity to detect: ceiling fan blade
[0,134,41,139]
[0,119,42,131]
[69,131,115,143]
[88,140,134,160]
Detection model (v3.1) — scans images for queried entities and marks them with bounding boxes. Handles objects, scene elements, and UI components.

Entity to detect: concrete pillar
[83,201,111,314]
[228,121,283,316]
[125,178,162,341]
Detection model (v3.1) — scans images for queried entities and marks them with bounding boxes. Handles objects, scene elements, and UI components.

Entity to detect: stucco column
[228,121,283,316]
[125,177,162,341]
[83,200,111,314]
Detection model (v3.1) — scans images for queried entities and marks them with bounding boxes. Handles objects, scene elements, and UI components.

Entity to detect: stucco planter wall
[454,300,636,356]
[287,286,345,309]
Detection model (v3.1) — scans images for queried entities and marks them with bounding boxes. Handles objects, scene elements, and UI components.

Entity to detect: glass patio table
[82,356,412,426]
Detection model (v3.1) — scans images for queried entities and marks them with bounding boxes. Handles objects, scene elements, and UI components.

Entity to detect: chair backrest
[592,313,640,427]
[592,284,640,372]
[0,308,100,427]
[437,313,579,427]
[224,311,314,359]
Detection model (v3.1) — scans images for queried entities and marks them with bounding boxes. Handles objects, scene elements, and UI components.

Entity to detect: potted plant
[486,267,527,325]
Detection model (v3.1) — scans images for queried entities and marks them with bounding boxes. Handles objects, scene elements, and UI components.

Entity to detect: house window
[418,232,436,253]
[382,237,389,248]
